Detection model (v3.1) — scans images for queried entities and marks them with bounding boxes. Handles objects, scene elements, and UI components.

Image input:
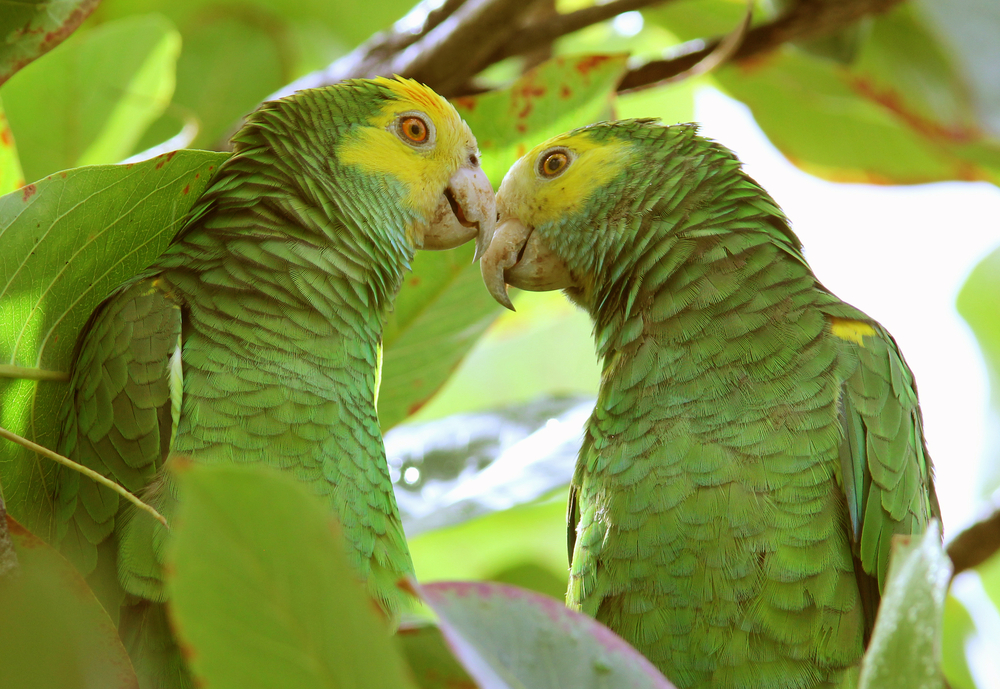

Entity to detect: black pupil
[408,121,423,138]
[547,155,563,172]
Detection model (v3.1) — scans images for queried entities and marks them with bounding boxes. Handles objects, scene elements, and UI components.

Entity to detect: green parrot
[54,76,495,687]
[481,120,939,688]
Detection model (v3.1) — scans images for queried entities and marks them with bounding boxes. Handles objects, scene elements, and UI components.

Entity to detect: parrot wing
[56,274,182,596]
[831,310,940,630]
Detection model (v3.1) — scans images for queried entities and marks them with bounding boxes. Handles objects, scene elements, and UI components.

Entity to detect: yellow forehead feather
[497,130,630,228]
[337,77,475,215]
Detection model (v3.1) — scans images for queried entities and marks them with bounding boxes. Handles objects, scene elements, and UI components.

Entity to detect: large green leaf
[454,53,629,186]
[89,0,413,149]
[0,514,138,689]
[0,0,99,86]
[2,14,181,182]
[166,462,417,689]
[858,522,951,689]
[0,150,226,538]
[379,243,504,431]
[416,580,676,689]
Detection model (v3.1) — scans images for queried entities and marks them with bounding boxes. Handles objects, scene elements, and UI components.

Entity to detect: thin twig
[0,425,168,529]
[0,364,70,382]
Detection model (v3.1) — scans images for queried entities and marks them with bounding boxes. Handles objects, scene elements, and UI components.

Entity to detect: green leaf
[956,245,1000,497]
[92,0,413,149]
[978,548,1000,614]
[398,622,477,689]
[454,53,630,187]
[412,291,599,422]
[0,0,99,86]
[0,150,226,538]
[941,594,979,689]
[409,492,569,594]
[858,522,951,689]
[379,243,505,431]
[3,14,181,182]
[0,514,138,689]
[416,580,676,689]
[166,462,418,689]
[0,98,23,195]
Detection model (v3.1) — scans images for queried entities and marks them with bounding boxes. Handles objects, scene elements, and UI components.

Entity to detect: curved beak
[480,218,575,311]
[421,166,496,261]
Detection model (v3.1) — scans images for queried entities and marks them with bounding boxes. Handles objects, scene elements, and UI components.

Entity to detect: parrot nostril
[469,153,479,166]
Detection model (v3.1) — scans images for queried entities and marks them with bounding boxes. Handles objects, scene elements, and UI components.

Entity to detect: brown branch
[492,0,673,63]
[618,0,904,92]
[948,507,1000,577]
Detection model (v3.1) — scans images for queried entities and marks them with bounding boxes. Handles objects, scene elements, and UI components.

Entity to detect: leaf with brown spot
[0,514,138,689]
[0,0,99,87]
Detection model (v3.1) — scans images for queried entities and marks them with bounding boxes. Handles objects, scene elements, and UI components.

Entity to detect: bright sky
[694,87,1000,538]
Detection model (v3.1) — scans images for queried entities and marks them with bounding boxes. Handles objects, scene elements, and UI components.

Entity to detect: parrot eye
[538,149,571,178]
[395,113,434,147]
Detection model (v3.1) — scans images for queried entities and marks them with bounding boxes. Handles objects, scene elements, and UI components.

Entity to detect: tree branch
[617,0,904,92]
[491,0,672,63]
[948,507,1000,577]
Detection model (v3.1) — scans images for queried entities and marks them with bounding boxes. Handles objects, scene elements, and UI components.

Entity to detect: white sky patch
[695,87,1000,536]
[612,11,644,37]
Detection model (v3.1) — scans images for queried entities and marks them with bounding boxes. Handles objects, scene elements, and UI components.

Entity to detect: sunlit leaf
[3,15,181,182]
[412,290,598,422]
[0,0,99,86]
[0,151,226,538]
[0,99,23,195]
[0,514,138,689]
[409,492,568,595]
[416,580,676,689]
[166,462,417,689]
[858,522,951,689]
[941,594,979,689]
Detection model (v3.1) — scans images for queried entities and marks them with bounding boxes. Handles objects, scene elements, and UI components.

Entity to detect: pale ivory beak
[421,166,497,261]
[480,218,575,311]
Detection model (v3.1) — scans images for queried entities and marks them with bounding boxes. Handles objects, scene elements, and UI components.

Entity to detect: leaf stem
[0,425,168,529]
[0,365,70,382]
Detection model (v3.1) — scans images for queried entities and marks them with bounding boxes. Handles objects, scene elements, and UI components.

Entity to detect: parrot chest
[571,331,864,688]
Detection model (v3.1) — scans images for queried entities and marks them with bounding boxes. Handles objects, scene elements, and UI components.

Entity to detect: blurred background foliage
[1,0,1000,686]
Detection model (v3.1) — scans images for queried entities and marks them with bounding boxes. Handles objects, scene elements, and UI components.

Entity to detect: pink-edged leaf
[0,0,99,86]
[0,514,138,689]
[414,580,676,689]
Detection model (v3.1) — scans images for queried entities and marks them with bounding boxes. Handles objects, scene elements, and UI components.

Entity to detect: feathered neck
[558,128,810,359]
[164,91,418,314]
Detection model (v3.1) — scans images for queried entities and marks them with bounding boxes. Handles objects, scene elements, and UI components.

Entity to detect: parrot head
[480,119,792,311]
[479,120,648,310]
[329,76,497,259]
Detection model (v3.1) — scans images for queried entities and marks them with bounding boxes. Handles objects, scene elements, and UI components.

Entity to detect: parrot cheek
[420,166,497,258]
[504,232,574,293]
[480,217,575,311]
